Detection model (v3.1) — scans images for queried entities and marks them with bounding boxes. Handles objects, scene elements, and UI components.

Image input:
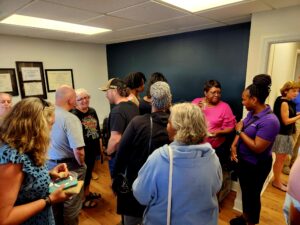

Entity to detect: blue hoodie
[133,142,222,225]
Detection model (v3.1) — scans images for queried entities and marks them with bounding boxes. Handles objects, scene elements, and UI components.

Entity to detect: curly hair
[0,97,54,166]
[150,81,172,110]
[169,103,208,145]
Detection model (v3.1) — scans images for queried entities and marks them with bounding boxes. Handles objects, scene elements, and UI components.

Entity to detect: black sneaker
[230,216,247,225]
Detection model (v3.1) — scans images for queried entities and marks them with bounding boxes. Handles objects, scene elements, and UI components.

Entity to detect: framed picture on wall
[16,61,47,99]
[45,69,74,92]
[0,68,19,96]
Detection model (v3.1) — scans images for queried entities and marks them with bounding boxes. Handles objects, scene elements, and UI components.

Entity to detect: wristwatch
[236,130,242,135]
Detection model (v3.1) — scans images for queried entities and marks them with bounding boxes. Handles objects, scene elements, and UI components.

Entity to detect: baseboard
[231,181,239,192]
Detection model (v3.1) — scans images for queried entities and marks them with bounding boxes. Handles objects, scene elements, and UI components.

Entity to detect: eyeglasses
[0,100,12,104]
[77,96,90,102]
[207,91,221,96]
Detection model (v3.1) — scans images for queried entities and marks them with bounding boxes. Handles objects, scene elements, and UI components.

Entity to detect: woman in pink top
[192,80,236,165]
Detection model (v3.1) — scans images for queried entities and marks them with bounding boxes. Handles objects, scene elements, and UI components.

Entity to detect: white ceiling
[0,0,300,44]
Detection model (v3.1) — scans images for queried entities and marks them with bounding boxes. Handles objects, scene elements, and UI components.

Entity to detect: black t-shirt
[108,101,139,135]
[71,107,101,157]
[139,98,151,115]
[273,96,296,135]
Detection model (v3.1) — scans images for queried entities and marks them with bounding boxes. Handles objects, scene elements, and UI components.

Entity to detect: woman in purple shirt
[230,74,280,225]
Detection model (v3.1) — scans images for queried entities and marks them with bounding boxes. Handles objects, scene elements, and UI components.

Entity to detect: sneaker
[282,166,290,175]
[230,216,247,225]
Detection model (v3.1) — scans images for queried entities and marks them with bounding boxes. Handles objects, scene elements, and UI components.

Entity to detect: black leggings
[237,157,272,224]
[84,151,96,188]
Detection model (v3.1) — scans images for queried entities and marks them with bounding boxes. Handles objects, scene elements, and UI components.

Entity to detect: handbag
[167,145,173,225]
[112,170,131,194]
[112,116,153,195]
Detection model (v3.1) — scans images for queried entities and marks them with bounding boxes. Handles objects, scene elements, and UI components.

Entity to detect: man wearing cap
[100,78,139,176]
[47,85,86,225]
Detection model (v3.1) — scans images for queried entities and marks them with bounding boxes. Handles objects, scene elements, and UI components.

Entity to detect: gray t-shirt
[48,106,85,160]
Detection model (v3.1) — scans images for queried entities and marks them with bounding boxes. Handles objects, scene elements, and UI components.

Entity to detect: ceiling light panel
[160,0,246,12]
[0,14,111,35]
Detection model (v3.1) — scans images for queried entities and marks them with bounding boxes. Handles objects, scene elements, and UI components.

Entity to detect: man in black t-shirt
[99,78,139,176]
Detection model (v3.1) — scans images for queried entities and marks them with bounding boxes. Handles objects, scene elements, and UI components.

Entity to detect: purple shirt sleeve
[256,115,280,142]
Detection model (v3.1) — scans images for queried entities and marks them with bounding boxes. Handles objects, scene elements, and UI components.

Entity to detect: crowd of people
[0,71,299,225]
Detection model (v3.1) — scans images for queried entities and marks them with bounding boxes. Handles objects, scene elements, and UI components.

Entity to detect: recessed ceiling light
[160,0,246,12]
[0,14,111,35]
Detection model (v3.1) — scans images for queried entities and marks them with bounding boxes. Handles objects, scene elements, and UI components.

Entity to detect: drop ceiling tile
[44,0,148,13]
[198,0,271,21]
[1,0,296,44]
[109,1,188,23]
[17,1,100,23]
[83,15,143,30]
[0,0,32,19]
[152,15,215,30]
[261,0,300,9]
[177,22,224,33]
[222,15,251,25]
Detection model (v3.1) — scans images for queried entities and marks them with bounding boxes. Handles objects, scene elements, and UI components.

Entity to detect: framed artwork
[0,68,19,96]
[16,61,47,99]
[45,69,74,92]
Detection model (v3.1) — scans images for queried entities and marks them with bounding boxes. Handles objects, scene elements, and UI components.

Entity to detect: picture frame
[45,69,74,92]
[16,61,47,99]
[0,68,19,96]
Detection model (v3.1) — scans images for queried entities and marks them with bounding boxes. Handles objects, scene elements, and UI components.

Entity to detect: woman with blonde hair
[0,97,69,225]
[133,102,222,225]
[272,81,300,192]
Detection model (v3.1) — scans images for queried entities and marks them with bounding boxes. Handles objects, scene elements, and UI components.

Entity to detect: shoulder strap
[148,116,153,154]
[167,145,173,225]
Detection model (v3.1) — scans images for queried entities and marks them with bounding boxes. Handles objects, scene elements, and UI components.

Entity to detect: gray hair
[75,88,90,97]
[150,81,172,110]
[170,103,208,145]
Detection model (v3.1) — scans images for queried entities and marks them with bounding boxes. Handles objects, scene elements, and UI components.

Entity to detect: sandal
[272,182,287,192]
[83,199,97,208]
[87,192,102,200]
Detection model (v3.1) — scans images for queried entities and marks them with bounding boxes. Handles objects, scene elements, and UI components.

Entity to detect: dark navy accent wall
[107,23,250,120]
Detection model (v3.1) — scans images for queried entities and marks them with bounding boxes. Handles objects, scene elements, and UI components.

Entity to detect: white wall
[0,34,110,122]
[234,5,300,212]
[246,5,300,106]
[267,42,299,106]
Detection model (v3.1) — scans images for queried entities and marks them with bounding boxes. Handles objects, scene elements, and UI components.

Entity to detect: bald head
[55,85,76,110]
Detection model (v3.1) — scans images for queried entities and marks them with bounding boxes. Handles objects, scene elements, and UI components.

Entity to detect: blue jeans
[109,156,116,177]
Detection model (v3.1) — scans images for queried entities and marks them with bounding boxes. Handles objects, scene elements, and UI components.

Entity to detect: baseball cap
[99,78,127,91]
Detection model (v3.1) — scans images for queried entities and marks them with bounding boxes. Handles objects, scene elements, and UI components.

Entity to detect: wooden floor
[79,159,288,225]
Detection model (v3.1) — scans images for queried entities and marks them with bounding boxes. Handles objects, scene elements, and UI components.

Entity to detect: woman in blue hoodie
[133,102,222,225]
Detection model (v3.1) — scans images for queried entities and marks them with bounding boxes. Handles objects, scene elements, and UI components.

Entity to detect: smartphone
[49,173,78,193]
